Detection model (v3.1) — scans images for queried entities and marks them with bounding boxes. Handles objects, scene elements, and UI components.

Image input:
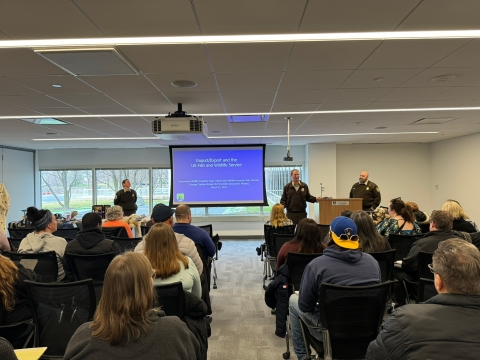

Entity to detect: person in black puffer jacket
[264,263,290,338]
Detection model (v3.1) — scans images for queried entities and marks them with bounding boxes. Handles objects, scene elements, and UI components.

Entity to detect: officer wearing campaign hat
[288,216,381,360]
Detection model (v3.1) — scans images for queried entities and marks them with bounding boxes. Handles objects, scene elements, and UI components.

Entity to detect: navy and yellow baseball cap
[330,216,359,250]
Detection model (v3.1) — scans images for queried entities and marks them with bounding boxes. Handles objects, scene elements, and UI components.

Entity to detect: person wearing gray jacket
[134,203,203,274]
[18,207,67,281]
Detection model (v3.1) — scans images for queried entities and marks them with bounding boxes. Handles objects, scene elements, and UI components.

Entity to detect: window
[95,168,149,215]
[264,165,303,213]
[41,169,92,216]
[151,168,170,207]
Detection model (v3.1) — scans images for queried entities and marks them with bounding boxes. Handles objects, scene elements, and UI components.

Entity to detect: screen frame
[169,144,269,208]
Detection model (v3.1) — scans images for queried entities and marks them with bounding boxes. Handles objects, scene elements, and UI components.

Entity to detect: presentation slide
[169,145,268,207]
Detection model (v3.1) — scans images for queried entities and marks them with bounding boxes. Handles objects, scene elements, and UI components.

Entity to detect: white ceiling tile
[77,107,134,115]
[0,1,102,39]
[288,42,382,71]
[162,91,223,107]
[429,87,480,101]
[433,39,480,68]
[300,0,419,32]
[224,105,272,114]
[216,72,283,92]
[109,93,172,107]
[360,39,470,69]
[0,95,66,108]
[51,93,120,107]
[81,75,159,94]
[208,43,292,72]
[222,91,275,106]
[280,70,353,90]
[326,88,392,103]
[75,0,199,36]
[378,87,452,102]
[274,89,333,104]
[400,68,480,88]
[341,69,424,88]
[146,73,219,93]
[0,77,39,96]
[8,75,98,95]
[270,103,321,113]
[317,102,371,111]
[365,101,420,109]
[0,50,68,76]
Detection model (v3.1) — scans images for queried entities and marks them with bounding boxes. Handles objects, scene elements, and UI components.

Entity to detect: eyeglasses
[428,264,437,275]
[151,269,156,279]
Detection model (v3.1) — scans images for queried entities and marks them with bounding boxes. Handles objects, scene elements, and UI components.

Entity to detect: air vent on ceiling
[410,117,456,125]
[35,48,139,76]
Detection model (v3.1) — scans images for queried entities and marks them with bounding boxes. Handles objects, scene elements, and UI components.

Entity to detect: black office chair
[67,253,116,304]
[53,228,79,239]
[7,228,35,239]
[299,281,392,360]
[198,224,221,289]
[417,278,437,302]
[140,225,151,236]
[263,224,295,289]
[403,251,434,303]
[153,282,185,321]
[24,279,96,359]
[369,249,396,282]
[419,223,431,234]
[102,226,128,238]
[0,304,35,349]
[108,237,142,252]
[7,238,21,252]
[318,224,329,243]
[283,252,323,360]
[388,234,422,261]
[4,251,58,282]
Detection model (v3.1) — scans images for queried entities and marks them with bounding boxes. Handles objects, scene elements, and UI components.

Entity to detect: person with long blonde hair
[144,223,201,299]
[0,255,40,345]
[266,204,293,228]
[64,252,200,359]
[442,200,477,233]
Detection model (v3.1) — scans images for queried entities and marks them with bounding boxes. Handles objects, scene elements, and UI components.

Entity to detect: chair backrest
[388,234,422,261]
[53,228,80,239]
[417,278,437,302]
[154,282,185,321]
[5,251,58,282]
[287,252,323,292]
[418,251,434,280]
[318,281,392,359]
[24,279,96,357]
[7,237,21,252]
[419,223,431,234]
[109,237,142,252]
[102,226,127,238]
[272,233,295,258]
[198,224,213,238]
[140,225,150,236]
[7,227,35,239]
[264,224,295,256]
[368,249,396,282]
[318,224,329,242]
[67,253,115,283]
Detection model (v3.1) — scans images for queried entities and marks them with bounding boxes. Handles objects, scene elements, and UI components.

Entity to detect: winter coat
[184,291,209,360]
[265,263,290,338]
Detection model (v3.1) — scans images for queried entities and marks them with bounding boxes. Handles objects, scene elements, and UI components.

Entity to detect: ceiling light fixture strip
[1,30,480,48]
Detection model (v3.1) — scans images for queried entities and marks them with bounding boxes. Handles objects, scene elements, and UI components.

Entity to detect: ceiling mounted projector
[152,103,208,140]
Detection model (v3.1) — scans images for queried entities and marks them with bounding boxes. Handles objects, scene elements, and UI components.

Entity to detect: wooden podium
[315,198,363,225]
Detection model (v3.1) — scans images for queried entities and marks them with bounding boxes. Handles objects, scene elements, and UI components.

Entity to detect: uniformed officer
[114,179,138,216]
[349,171,381,211]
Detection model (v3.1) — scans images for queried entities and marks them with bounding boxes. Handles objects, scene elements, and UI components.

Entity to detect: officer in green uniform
[349,171,381,211]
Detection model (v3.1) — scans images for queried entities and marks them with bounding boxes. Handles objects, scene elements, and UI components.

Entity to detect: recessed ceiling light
[431,74,456,82]
[375,126,387,129]
[21,118,70,125]
[373,77,384,82]
[210,130,221,133]
[171,80,197,88]
[44,132,58,135]
[51,84,62,88]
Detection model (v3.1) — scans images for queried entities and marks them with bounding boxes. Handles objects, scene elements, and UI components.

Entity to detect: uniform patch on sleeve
[376,187,380,192]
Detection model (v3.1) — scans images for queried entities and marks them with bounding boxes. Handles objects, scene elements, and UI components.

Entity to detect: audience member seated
[63,252,200,360]
[173,205,216,259]
[102,206,134,238]
[0,337,17,360]
[276,218,325,270]
[135,204,203,274]
[65,212,122,257]
[18,206,67,281]
[144,223,202,299]
[405,201,430,225]
[367,239,480,359]
[340,210,353,218]
[352,210,391,253]
[0,231,10,252]
[376,198,421,240]
[0,254,41,346]
[442,199,477,233]
[266,204,293,227]
[289,216,381,360]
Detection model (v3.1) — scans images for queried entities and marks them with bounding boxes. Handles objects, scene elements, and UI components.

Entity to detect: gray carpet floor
[207,240,291,360]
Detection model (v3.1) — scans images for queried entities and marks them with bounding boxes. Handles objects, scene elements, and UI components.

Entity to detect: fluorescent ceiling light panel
[228,115,269,123]
[1,30,480,48]
[21,118,70,125]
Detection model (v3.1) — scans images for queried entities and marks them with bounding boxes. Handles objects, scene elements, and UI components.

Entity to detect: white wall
[430,132,480,222]
[0,147,36,229]
[336,144,432,211]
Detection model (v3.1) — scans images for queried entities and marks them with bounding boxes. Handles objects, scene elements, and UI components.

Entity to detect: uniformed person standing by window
[349,171,381,211]
[114,179,138,216]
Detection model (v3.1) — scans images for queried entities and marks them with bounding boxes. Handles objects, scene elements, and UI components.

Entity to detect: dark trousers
[123,209,136,216]
[286,211,307,225]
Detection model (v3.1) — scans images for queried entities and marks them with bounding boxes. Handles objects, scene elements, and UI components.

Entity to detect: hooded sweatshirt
[18,232,67,281]
[65,227,122,256]
[298,247,381,314]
